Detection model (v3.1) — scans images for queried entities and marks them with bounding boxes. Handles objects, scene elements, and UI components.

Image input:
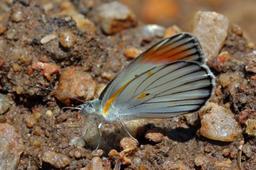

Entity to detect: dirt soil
[0,1,255,170]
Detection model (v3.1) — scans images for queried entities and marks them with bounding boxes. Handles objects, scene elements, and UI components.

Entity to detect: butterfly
[76,33,215,146]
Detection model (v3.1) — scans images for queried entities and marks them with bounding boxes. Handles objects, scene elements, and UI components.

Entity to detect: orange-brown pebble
[164,25,181,38]
[32,61,60,81]
[82,157,104,170]
[145,132,164,143]
[120,137,138,151]
[101,71,114,80]
[216,51,231,64]
[54,67,96,105]
[59,31,76,48]
[25,115,37,128]
[0,24,7,35]
[245,119,256,136]
[124,47,141,59]
[141,0,178,24]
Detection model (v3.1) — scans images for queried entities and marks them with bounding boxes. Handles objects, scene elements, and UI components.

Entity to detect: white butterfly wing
[98,33,214,120]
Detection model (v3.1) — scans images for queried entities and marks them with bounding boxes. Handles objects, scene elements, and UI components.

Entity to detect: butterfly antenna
[61,106,82,112]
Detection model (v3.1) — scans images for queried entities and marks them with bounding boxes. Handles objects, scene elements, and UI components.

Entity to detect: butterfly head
[78,99,100,115]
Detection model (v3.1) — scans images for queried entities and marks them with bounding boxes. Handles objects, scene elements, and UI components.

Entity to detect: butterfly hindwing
[116,61,215,118]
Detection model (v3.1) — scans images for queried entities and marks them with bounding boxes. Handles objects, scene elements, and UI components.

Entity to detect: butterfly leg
[118,118,139,145]
[95,122,103,150]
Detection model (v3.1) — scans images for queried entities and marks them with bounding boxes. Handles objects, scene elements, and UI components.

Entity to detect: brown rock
[194,155,209,167]
[245,119,256,136]
[32,61,60,81]
[162,160,189,170]
[42,151,71,168]
[59,31,77,49]
[54,67,96,105]
[141,0,179,24]
[145,132,164,143]
[97,1,137,34]
[0,24,7,35]
[120,137,138,151]
[199,102,242,142]
[123,47,141,59]
[82,157,104,170]
[11,10,24,22]
[0,123,24,170]
[0,94,11,115]
[24,114,37,128]
[164,25,181,38]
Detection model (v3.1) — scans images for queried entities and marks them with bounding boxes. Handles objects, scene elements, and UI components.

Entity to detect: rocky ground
[0,0,255,170]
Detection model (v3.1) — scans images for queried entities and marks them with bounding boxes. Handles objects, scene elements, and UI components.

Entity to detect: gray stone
[193,11,229,61]
[0,123,24,170]
[42,151,71,168]
[139,24,165,41]
[0,94,11,115]
[97,1,137,34]
[199,102,242,142]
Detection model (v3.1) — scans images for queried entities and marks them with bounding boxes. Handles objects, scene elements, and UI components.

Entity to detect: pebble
[139,24,165,42]
[123,47,141,59]
[59,31,76,49]
[218,72,241,88]
[245,59,256,73]
[97,1,137,34]
[0,123,24,170]
[120,137,138,151]
[40,33,57,44]
[42,151,71,168]
[199,102,242,142]
[32,61,60,81]
[162,160,189,170]
[164,25,181,38]
[73,16,96,35]
[242,143,253,158]
[194,155,208,167]
[95,83,106,98]
[81,115,101,149]
[69,137,85,148]
[82,157,104,170]
[11,10,24,22]
[214,159,232,169]
[245,119,256,136]
[193,11,229,61]
[0,94,11,115]
[45,110,53,117]
[238,109,254,124]
[141,0,178,24]
[216,51,231,64]
[24,114,37,128]
[145,132,164,143]
[0,24,7,35]
[54,67,96,104]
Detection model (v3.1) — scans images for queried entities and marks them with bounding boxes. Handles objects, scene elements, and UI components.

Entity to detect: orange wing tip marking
[102,81,131,117]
